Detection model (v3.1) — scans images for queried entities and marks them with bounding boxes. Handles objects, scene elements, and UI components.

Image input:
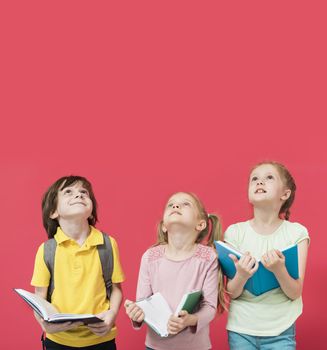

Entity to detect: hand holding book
[124,299,145,324]
[126,290,202,337]
[34,312,83,334]
[87,310,116,337]
[260,249,286,273]
[215,241,299,296]
[167,310,198,335]
[228,251,259,281]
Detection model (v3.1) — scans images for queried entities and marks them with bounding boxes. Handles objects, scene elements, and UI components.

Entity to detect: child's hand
[124,299,145,323]
[167,310,197,335]
[34,312,83,334]
[261,249,285,273]
[87,310,116,336]
[229,252,259,280]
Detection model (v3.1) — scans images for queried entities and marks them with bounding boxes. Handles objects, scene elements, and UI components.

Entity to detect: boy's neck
[58,219,91,246]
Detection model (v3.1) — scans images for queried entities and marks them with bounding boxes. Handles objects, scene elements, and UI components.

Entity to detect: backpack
[43,232,113,302]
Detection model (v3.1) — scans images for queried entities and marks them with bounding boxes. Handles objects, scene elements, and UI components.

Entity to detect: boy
[31,176,124,349]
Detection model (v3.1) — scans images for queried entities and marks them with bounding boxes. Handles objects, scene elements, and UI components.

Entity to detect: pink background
[1,1,326,349]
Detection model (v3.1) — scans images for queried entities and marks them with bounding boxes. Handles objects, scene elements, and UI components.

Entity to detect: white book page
[217,241,243,257]
[136,293,172,337]
[15,289,58,319]
[174,293,188,316]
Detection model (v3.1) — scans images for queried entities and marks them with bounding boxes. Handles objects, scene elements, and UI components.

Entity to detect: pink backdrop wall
[1,1,326,349]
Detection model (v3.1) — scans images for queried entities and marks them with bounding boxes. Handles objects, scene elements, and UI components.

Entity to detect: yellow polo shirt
[31,226,125,347]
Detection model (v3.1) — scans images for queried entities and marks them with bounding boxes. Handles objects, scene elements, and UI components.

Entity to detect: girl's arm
[168,253,218,335]
[124,299,145,326]
[261,239,309,300]
[88,283,123,336]
[193,257,218,332]
[34,287,82,333]
[125,252,152,328]
[226,253,259,299]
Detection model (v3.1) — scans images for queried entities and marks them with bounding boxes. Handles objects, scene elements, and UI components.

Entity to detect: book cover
[136,290,201,337]
[214,241,299,296]
[14,288,102,324]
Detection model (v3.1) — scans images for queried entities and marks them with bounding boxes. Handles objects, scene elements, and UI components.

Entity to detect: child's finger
[275,250,284,259]
[246,257,256,269]
[228,254,239,264]
[178,310,188,317]
[124,299,133,308]
[250,260,259,274]
[168,322,179,332]
[135,313,144,323]
[169,315,179,322]
[132,309,144,322]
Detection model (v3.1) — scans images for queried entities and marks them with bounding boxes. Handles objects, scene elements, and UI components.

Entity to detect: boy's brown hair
[42,176,98,238]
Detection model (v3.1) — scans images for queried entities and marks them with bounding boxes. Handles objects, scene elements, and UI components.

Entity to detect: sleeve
[136,251,153,301]
[30,243,51,287]
[132,251,153,329]
[224,224,240,249]
[110,236,126,283]
[192,252,218,333]
[293,223,310,246]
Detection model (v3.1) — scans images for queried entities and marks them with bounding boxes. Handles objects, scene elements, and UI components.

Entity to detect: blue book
[214,241,299,296]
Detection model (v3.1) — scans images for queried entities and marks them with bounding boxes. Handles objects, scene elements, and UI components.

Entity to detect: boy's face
[50,181,93,221]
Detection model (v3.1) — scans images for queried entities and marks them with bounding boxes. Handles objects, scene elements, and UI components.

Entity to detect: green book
[136,290,202,337]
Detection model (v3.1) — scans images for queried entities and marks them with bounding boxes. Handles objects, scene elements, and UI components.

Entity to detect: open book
[136,290,202,337]
[14,288,103,324]
[215,241,299,296]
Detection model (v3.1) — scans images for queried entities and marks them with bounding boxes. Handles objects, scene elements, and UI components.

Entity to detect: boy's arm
[108,283,123,315]
[262,239,309,300]
[34,287,82,333]
[88,283,123,336]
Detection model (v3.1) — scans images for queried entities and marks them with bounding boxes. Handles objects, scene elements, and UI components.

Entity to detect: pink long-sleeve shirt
[136,243,218,350]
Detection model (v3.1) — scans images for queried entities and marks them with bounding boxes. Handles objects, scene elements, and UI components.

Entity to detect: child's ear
[162,224,167,233]
[50,211,58,219]
[196,220,207,232]
[281,189,291,201]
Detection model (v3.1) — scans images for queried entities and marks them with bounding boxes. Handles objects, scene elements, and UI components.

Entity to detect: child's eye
[183,202,190,206]
[64,189,72,194]
[167,203,173,208]
[80,190,89,195]
[267,175,274,180]
[251,176,258,182]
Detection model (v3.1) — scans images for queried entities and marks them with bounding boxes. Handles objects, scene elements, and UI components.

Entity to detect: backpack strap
[43,238,57,302]
[43,232,114,302]
[98,232,114,299]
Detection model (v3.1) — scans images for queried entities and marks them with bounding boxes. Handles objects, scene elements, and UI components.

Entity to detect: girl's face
[162,193,206,233]
[50,181,93,221]
[248,164,291,207]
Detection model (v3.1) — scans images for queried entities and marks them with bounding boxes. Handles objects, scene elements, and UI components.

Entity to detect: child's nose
[173,203,180,209]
